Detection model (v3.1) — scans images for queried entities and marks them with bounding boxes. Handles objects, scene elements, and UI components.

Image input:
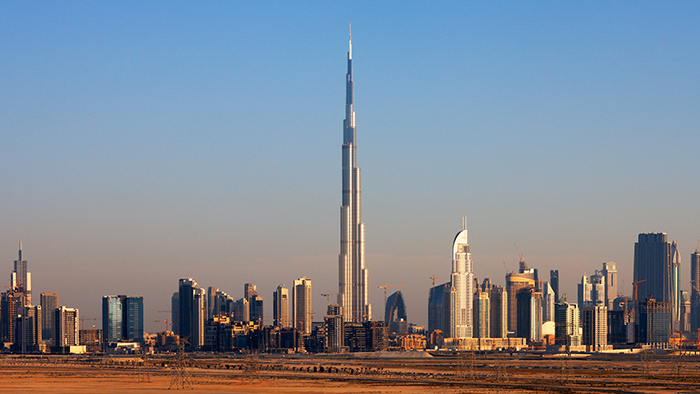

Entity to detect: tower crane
[429,276,442,287]
[514,243,528,270]
[319,293,339,305]
[155,319,172,332]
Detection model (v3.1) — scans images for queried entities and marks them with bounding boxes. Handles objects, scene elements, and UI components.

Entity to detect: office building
[489,286,507,338]
[171,292,179,335]
[692,250,700,333]
[578,272,605,307]
[680,290,691,333]
[14,305,42,353]
[637,297,671,344]
[473,291,489,338]
[273,285,290,328]
[233,297,250,322]
[633,233,678,333]
[428,282,453,336]
[506,270,536,332]
[54,306,79,347]
[516,286,542,343]
[40,291,59,345]
[337,30,371,323]
[11,241,31,307]
[550,270,559,302]
[581,305,607,351]
[601,262,618,310]
[102,295,144,345]
[293,277,312,334]
[179,278,206,348]
[102,296,123,343]
[542,282,555,322]
[555,301,581,346]
[325,304,344,353]
[244,283,263,324]
[450,220,474,338]
[608,309,632,344]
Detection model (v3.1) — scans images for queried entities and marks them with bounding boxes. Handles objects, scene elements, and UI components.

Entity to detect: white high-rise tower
[338,26,371,323]
[451,218,474,338]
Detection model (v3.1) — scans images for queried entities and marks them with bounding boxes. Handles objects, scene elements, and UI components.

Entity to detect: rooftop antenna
[462,216,467,231]
[695,239,699,254]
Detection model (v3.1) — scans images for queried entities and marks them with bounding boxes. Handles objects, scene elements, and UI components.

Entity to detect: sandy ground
[1,352,700,393]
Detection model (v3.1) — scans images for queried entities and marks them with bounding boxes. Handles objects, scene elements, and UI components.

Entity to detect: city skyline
[2,3,700,332]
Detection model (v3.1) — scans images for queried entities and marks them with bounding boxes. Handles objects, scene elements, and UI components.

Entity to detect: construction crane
[80,317,101,330]
[514,243,528,270]
[633,279,647,305]
[696,240,700,254]
[319,293,339,305]
[429,276,442,287]
[155,319,172,332]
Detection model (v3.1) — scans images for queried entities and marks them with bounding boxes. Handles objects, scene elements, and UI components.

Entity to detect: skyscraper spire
[339,30,371,323]
[19,239,22,261]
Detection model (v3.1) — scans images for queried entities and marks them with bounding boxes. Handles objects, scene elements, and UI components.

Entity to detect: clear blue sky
[2,2,699,331]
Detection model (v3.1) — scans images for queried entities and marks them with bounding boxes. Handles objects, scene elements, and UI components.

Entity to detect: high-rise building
[516,286,542,342]
[102,295,144,346]
[428,282,453,335]
[40,291,59,345]
[450,220,474,338]
[637,297,671,344]
[293,277,312,334]
[555,301,581,347]
[102,296,123,343]
[11,241,31,307]
[473,291,490,338]
[542,282,555,322]
[692,250,700,333]
[489,286,507,339]
[124,296,143,341]
[578,272,605,307]
[338,29,371,323]
[385,290,408,335]
[633,233,678,332]
[244,283,263,324]
[233,297,249,322]
[680,290,691,333]
[581,305,607,351]
[178,278,205,349]
[506,271,536,332]
[550,270,559,302]
[14,305,42,353]
[273,285,290,328]
[601,262,618,310]
[325,304,344,353]
[171,292,180,335]
[54,306,79,347]
[671,241,681,331]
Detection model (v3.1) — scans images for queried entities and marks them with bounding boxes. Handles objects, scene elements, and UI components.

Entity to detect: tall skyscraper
[633,233,679,332]
[555,301,581,347]
[293,277,312,334]
[102,296,123,343]
[428,282,453,335]
[550,270,559,302]
[473,291,490,338]
[11,241,31,307]
[273,285,289,328]
[489,286,507,339]
[691,249,700,332]
[338,29,371,323]
[451,220,474,338]
[102,295,144,346]
[601,262,618,310]
[54,306,79,347]
[178,278,205,349]
[581,305,607,351]
[505,270,536,332]
[40,291,59,345]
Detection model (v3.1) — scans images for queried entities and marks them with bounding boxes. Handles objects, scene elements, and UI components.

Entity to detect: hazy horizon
[2,2,699,332]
